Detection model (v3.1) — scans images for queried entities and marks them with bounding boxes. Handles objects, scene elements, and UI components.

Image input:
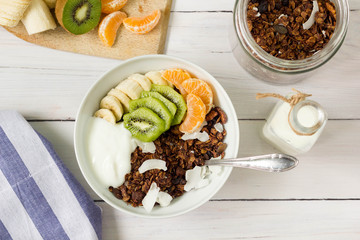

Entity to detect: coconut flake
[138,159,167,174]
[303,1,319,30]
[156,192,173,207]
[142,182,160,213]
[133,139,156,153]
[208,166,223,176]
[181,121,209,142]
[214,123,224,133]
[184,166,210,191]
[278,14,287,20]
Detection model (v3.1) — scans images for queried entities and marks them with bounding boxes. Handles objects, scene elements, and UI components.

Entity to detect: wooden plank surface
[5,0,172,60]
[1,10,359,120]
[30,120,360,200]
[98,201,360,240]
[1,0,360,239]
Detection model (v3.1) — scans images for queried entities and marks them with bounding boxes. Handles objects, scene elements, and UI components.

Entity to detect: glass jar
[262,99,327,155]
[229,0,349,84]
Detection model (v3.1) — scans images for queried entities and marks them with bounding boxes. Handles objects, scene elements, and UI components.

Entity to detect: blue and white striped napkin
[0,111,102,240]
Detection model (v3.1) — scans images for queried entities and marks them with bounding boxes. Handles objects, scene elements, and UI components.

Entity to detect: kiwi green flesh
[123,107,165,142]
[151,85,187,126]
[129,97,173,130]
[140,91,177,118]
[63,0,101,35]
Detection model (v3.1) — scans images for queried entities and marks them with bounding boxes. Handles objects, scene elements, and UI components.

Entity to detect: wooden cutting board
[5,0,172,60]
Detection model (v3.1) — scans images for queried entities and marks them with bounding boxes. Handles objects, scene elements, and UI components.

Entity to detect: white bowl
[74,54,239,218]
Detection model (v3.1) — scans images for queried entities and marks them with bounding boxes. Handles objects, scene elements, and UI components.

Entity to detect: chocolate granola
[247,0,336,60]
[109,107,228,207]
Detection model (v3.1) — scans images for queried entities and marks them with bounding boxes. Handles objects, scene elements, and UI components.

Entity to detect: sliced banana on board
[128,73,152,91]
[100,95,123,121]
[145,71,172,87]
[107,88,131,113]
[116,79,143,100]
[21,0,57,35]
[94,109,116,124]
[0,0,32,27]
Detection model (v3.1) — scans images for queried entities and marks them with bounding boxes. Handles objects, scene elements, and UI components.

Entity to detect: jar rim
[233,0,350,73]
[289,100,327,135]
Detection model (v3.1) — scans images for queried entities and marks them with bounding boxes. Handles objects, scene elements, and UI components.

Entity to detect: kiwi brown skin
[55,0,67,32]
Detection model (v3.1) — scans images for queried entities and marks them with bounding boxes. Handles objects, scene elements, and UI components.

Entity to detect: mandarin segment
[182,78,214,113]
[179,94,206,133]
[123,9,161,34]
[161,68,191,96]
[98,11,127,47]
[101,0,127,14]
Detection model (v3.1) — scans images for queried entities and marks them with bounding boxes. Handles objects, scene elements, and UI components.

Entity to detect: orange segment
[161,68,191,96]
[101,0,128,14]
[98,11,127,47]
[179,94,206,133]
[182,78,214,113]
[123,9,161,34]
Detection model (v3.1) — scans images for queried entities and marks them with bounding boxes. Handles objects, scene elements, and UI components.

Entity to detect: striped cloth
[0,111,102,240]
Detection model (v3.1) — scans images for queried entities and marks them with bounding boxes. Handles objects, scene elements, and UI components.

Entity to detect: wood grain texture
[98,201,360,240]
[30,120,360,201]
[0,10,359,120]
[5,0,172,59]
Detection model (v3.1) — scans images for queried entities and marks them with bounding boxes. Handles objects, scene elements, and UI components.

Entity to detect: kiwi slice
[129,97,173,130]
[151,85,187,126]
[55,0,101,35]
[123,107,165,142]
[140,91,177,118]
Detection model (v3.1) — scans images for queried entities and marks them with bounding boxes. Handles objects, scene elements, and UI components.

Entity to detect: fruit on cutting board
[123,9,161,34]
[43,0,57,8]
[21,0,57,35]
[151,85,187,126]
[182,78,214,113]
[98,11,127,47]
[55,0,101,35]
[161,68,191,96]
[101,0,127,14]
[179,93,206,134]
[123,107,165,142]
[129,97,173,130]
[0,0,32,27]
[94,108,116,124]
[140,91,177,118]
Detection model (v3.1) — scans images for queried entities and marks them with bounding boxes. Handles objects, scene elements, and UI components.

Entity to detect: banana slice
[0,0,32,27]
[94,109,116,124]
[128,73,152,91]
[107,88,131,113]
[100,95,123,121]
[116,79,143,100]
[145,71,171,87]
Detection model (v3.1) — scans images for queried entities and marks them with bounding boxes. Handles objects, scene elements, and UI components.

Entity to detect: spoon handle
[205,154,299,172]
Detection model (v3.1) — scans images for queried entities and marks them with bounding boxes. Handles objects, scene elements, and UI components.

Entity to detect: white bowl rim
[74,54,240,218]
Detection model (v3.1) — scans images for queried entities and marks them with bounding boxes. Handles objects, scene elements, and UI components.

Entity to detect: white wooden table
[1,0,360,239]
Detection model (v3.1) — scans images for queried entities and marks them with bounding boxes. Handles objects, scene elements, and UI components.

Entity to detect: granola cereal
[109,107,228,207]
[247,0,336,60]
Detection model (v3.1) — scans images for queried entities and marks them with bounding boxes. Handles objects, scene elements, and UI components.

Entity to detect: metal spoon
[205,153,298,172]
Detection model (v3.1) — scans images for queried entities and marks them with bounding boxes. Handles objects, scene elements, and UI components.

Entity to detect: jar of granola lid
[230,0,349,84]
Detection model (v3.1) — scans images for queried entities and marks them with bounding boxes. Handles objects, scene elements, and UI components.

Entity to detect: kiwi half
[123,107,166,142]
[55,0,101,35]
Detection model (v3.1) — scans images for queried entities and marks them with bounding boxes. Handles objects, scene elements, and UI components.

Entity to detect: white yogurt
[85,117,137,187]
